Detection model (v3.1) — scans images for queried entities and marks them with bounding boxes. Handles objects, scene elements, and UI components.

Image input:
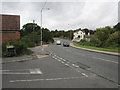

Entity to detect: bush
[90,38,101,47]
[21,36,35,47]
[2,40,28,57]
[105,31,120,47]
[23,49,33,55]
[8,40,27,55]
[79,39,88,45]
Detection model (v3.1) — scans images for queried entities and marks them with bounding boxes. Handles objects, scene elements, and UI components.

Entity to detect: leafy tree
[20,23,40,37]
[94,26,115,47]
[105,31,120,47]
[42,28,53,43]
[90,37,101,47]
[114,23,120,31]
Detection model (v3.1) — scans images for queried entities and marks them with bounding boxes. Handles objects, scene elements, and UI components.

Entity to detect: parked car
[56,40,61,45]
[63,42,70,47]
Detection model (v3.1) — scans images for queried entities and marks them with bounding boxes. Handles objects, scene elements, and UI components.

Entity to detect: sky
[1,0,119,31]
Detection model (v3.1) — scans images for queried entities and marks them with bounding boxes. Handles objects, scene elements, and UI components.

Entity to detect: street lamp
[33,20,37,45]
[68,24,72,40]
[33,20,35,43]
[40,8,50,47]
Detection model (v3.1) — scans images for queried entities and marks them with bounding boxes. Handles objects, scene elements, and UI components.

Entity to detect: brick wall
[0,14,20,44]
[0,14,20,31]
[2,32,20,44]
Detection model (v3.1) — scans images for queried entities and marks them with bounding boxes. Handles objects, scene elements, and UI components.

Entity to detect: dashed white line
[81,73,88,77]
[65,64,69,66]
[52,54,89,78]
[61,62,65,64]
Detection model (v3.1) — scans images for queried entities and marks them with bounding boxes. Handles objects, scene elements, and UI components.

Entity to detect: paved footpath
[1,45,50,64]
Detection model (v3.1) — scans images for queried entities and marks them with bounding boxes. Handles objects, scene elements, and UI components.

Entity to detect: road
[2,39,119,88]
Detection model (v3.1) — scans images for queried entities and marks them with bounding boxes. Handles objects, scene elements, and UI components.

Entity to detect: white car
[56,40,61,45]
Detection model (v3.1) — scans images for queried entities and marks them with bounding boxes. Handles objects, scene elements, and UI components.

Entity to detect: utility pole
[40,0,48,47]
[33,20,35,44]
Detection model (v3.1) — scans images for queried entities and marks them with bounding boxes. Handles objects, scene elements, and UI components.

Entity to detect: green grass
[73,43,120,53]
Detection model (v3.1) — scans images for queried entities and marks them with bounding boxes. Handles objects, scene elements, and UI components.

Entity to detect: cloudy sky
[1,0,119,30]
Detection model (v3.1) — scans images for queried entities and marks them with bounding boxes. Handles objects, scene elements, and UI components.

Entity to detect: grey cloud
[1,1,118,30]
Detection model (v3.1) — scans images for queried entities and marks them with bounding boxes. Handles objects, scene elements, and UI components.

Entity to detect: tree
[20,23,40,37]
[42,28,53,43]
[105,31,120,47]
[94,26,115,47]
[114,23,120,31]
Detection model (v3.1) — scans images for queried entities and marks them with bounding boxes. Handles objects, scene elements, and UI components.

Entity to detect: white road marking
[65,64,69,66]
[92,57,118,64]
[82,73,88,77]
[58,60,61,62]
[2,73,31,75]
[74,65,79,68]
[29,69,42,74]
[0,68,43,75]
[0,68,40,72]
[72,64,75,66]
[10,77,84,83]
[61,62,65,64]
[52,54,88,77]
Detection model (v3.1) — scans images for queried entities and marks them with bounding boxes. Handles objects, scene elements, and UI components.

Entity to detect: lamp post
[40,8,50,47]
[68,24,72,40]
[40,0,50,47]
[33,20,35,43]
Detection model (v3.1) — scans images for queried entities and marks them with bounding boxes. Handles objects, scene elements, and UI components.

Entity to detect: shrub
[8,40,27,55]
[90,38,101,47]
[2,40,27,57]
[21,36,35,47]
[105,31,120,47]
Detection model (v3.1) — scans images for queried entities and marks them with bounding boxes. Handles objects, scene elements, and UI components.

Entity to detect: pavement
[1,45,50,64]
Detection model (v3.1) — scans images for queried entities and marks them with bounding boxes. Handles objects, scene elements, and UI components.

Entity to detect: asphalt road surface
[2,39,119,88]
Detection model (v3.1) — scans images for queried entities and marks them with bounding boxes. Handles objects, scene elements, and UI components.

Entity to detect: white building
[72,29,91,42]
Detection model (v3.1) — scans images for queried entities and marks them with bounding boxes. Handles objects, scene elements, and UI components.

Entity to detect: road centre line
[52,55,87,75]
[81,73,88,77]
[10,76,84,83]
[52,54,89,78]
[92,57,118,64]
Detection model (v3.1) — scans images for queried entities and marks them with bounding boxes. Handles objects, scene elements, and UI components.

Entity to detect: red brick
[0,14,20,45]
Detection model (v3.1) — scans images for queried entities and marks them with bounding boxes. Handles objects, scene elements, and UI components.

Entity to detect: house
[0,14,20,45]
[72,28,92,42]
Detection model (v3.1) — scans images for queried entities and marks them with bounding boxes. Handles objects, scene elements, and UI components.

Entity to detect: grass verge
[73,43,120,53]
